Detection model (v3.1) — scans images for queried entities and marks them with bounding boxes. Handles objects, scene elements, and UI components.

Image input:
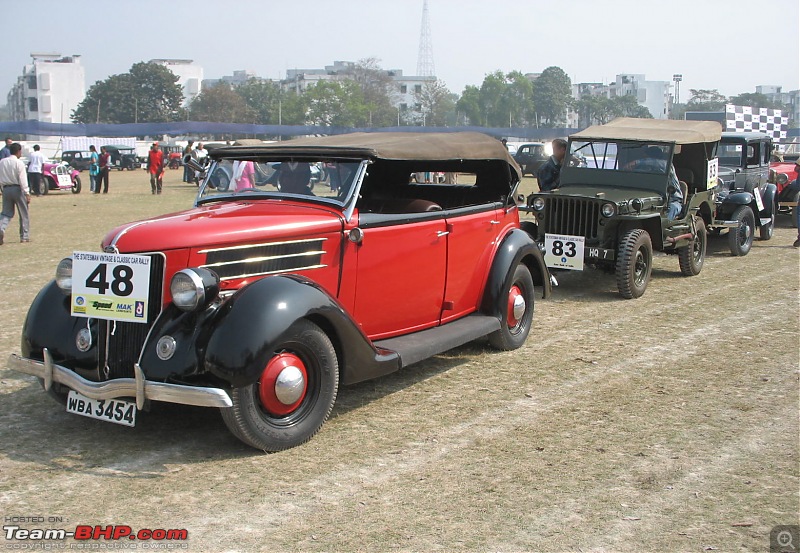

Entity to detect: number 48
[86,263,135,296]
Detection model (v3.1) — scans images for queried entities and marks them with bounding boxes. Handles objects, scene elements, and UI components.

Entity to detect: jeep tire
[220,319,339,452]
[678,216,707,276]
[615,229,653,299]
[727,205,755,256]
[488,263,535,350]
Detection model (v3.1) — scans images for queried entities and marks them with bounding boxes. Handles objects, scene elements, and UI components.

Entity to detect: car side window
[746,143,759,168]
[762,142,771,166]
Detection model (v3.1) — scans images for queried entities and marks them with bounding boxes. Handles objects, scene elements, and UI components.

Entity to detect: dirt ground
[0,168,798,552]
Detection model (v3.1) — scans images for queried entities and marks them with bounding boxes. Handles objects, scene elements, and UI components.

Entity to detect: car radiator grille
[97,254,165,379]
[545,197,602,240]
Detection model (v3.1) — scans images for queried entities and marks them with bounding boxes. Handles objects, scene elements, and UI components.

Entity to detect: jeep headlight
[55,257,73,293]
[531,197,545,211]
[170,268,220,312]
[601,203,616,218]
[776,173,789,185]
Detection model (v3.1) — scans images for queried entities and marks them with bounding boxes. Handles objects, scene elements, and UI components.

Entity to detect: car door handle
[437,230,450,237]
[489,220,500,225]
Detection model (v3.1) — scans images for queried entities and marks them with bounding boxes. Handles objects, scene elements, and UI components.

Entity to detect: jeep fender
[195,275,399,388]
[482,229,551,324]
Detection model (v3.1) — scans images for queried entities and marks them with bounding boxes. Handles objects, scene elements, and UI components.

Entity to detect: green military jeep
[522,118,721,299]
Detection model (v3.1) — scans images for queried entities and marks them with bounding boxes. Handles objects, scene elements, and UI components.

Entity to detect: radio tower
[416,0,435,77]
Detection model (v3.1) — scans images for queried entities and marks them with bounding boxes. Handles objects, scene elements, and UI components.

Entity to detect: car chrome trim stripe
[107,214,191,249]
[8,351,233,409]
[202,250,327,269]
[198,237,328,255]
[215,264,327,282]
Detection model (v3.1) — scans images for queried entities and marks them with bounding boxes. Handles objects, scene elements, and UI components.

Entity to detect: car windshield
[197,158,365,207]
[717,143,743,166]
[569,140,670,175]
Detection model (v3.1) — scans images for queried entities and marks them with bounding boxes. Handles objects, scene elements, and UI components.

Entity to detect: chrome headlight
[777,173,789,185]
[55,257,73,293]
[170,268,220,312]
[601,203,617,218]
[531,197,545,211]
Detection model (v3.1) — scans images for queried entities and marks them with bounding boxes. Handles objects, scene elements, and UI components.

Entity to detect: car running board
[374,314,501,369]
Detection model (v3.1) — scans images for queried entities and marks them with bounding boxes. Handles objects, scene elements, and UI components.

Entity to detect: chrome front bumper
[7,349,232,409]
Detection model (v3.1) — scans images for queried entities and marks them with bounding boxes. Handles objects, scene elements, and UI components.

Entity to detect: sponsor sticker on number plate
[544,234,585,271]
[66,391,136,427]
[71,251,151,323]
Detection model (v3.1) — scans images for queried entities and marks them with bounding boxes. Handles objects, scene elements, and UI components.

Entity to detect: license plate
[544,233,585,271]
[66,391,136,427]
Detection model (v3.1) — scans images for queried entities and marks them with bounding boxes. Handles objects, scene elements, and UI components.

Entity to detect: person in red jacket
[147,142,164,194]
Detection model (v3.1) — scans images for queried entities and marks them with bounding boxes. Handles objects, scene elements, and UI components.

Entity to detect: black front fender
[198,275,398,388]
[482,228,551,322]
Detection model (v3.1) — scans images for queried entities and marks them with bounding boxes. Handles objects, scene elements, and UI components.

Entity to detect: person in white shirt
[27,144,47,196]
[0,143,31,244]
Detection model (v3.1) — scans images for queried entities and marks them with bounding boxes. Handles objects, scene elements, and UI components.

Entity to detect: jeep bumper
[8,349,232,409]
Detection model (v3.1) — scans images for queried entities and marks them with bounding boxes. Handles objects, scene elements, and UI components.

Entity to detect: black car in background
[60,150,93,172]
[103,145,140,170]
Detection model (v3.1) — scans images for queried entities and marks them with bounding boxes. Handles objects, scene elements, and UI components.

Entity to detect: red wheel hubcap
[258,353,308,416]
[507,285,525,328]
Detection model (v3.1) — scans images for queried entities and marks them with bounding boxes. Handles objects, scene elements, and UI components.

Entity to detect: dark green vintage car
[522,118,721,299]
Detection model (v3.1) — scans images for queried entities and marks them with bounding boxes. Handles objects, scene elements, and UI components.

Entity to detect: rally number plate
[70,251,151,323]
[66,391,136,427]
[544,233,585,271]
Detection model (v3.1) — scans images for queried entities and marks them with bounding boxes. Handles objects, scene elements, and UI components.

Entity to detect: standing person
[147,142,164,194]
[790,160,800,247]
[97,146,111,193]
[88,145,99,193]
[536,138,567,192]
[190,143,207,185]
[182,140,194,182]
[0,143,31,244]
[0,138,12,159]
[27,145,46,196]
[232,160,255,191]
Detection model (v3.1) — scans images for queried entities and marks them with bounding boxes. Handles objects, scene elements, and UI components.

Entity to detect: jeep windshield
[562,139,674,194]
[197,158,366,209]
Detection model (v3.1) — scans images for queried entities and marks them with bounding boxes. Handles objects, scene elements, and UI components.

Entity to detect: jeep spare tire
[615,228,653,299]
[727,205,755,256]
[678,216,707,276]
[220,319,339,452]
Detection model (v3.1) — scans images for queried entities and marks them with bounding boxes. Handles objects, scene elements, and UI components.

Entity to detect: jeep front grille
[98,253,165,379]
[545,197,601,240]
[199,238,327,281]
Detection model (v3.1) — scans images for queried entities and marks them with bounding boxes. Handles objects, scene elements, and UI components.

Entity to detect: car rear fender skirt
[202,275,399,388]
[481,229,551,321]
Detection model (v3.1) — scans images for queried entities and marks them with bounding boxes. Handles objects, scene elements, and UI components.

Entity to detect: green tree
[531,66,572,127]
[686,89,728,112]
[728,92,786,110]
[414,79,456,126]
[456,84,482,126]
[345,58,397,127]
[188,82,255,123]
[235,78,281,124]
[612,95,653,118]
[72,62,185,123]
[305,80,369,127]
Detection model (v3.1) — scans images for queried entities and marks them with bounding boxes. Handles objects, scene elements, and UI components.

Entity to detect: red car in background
[770,154,799,224]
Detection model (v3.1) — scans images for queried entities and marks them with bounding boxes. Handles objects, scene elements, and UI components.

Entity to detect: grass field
[1,167,798,552]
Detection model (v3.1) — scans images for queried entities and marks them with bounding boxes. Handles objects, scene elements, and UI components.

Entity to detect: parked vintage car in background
[513,142,549,177]
[770,157,799,226]
[103,145,140,170]
[523,118,718,299]
[40,162,81,194]
[60,150,92,172]
[712,133,777,254]
[9,132,551,452]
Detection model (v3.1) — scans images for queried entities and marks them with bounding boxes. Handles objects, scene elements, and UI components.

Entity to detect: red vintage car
[40,162,82,194]
[770,158,799,222]
[9,132,552,451]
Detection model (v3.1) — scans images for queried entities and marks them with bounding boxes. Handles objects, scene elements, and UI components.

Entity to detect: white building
[203,70,262,89]
[756,85,800,126]
[149,59,203,106]
[6,53,86,124]
[281,61,435,117]
[608,74,670,120]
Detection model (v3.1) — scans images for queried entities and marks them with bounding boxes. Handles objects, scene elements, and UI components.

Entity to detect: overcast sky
[2,0,798,103]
